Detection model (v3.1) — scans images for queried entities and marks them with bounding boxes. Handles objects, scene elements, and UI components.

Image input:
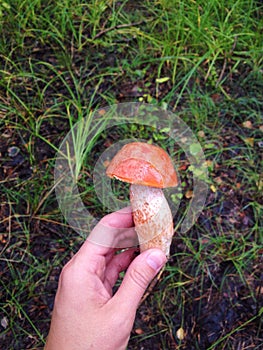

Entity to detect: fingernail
[146,250,167,271]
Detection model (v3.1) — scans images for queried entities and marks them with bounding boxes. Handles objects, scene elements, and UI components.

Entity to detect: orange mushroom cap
[106,142,178,188]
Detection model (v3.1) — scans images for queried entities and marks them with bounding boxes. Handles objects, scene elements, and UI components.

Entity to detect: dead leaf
[98,109,106,116]
[244,137,254,147]
[1,316,8,329]
[178,163,188,171]
[176,327,185,340]
[242,120,253,129]
[185,190,193,198]
[210,184,217,193]
[198,130,205,138]
[0,234,7,244]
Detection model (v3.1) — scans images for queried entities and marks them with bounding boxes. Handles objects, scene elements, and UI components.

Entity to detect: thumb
[113,249,167,314]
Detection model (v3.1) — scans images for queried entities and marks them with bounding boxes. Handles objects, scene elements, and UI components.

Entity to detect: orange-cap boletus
[106,142,178,256]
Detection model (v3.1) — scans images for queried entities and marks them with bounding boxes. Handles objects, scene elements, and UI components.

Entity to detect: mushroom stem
[130,184,174,257]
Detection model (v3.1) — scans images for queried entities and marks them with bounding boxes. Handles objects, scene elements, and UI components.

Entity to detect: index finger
[77,207,138,258]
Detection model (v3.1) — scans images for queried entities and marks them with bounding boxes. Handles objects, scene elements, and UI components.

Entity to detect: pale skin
[45,208,167,350]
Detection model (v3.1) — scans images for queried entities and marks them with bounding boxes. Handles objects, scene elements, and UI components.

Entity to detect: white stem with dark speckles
[130,184,174,257]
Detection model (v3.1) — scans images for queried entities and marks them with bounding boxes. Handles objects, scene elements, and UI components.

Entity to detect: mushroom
[106,142,178,257]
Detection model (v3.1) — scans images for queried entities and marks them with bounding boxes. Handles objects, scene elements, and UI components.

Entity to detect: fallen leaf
[176,327,185,340]
[185,190,193,198]
[0,234,7,244]
[242,120,253,129]
[198,130,205,138]
[244,137,254,147]
[1,316,8,329]
[179,164,188,171]
[210,184,217,193]
[98,109,106,116]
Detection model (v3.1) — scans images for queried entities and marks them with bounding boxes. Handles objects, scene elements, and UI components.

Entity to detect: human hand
[45,208,167,350]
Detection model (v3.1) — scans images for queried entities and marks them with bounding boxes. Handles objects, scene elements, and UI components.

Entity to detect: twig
[216,57,228,88]
[216,35,238,87]
[139,266,165,306]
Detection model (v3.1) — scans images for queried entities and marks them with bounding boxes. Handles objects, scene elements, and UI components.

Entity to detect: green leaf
[189,143,202,155]
[155,77,170,83]
[160,127,170,133]
[171,193,183,202]
[204,143,215,149]
[3,2,11,10]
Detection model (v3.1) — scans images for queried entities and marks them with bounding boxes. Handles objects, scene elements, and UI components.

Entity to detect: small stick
[139,266,165,306]
[216,36,238,87]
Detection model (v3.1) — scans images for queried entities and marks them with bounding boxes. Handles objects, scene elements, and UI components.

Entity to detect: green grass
[0,0,262,349]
